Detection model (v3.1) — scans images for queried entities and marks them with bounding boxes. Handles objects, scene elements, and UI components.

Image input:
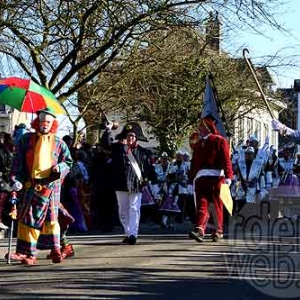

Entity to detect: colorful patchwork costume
[7,108,73,264]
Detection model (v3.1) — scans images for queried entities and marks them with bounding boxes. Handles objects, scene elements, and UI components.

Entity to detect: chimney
[205,12,220,52]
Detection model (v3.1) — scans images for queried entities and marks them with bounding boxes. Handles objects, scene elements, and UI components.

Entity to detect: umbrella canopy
[0,77,66,115]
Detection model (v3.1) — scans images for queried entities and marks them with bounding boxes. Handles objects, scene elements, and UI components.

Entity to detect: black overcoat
[101,130,156,193]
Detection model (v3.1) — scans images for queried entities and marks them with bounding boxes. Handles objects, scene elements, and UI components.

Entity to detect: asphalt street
[0,222,299,300]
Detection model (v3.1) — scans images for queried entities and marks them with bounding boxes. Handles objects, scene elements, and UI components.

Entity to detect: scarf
[31,133,55,179]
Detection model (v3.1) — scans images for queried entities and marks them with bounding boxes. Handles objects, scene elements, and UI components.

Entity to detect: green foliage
[0,0,285,142]
[107,27,208,154]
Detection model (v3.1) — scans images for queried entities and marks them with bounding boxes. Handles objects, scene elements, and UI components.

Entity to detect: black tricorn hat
[115,122,148,142]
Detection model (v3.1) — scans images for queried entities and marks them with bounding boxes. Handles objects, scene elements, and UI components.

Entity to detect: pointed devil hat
[198,115,220,135]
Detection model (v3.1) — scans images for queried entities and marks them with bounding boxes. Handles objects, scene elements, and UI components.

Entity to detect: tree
[102,25,281,155]
[0,0,286,140]
[104,27,207,155]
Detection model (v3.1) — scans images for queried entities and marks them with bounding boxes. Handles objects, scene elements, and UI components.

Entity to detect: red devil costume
[189,117,233,242]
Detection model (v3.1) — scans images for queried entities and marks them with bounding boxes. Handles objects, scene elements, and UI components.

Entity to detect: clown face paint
[38,112,55,134]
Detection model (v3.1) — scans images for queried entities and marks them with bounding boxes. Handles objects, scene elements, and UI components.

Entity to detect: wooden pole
[242,48,275,119]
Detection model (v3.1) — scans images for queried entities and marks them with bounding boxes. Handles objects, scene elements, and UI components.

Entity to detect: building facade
[0,104,31,134]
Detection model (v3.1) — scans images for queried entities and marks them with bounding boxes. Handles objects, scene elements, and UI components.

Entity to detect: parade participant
[151,152,171,204]
[271,119,300,140]
[276,146,299,207]
[62,135,76,158]
[294,152,300,177]
[271,119,300,218]
[234,146,268,214]
[72,150,91,229]
[12,124,29,147]
[247,135,270,160]
[271,119,300,189]
[0,132,13,181]
[183,151,195,223]
[167,150,189,224]
[0,132,14,230]
[189,116,233,243]
[265,145,279,189]
[247,135,259,156]
[101,121,156,245]
[90,144,117,232]
[154,152,180,228]
[183,151,191,163]
[67,174,88,232]
[6,107,73,265]
[0,172,12,230]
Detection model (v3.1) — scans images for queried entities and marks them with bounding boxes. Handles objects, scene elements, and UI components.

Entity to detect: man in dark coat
[102,122,156,245]
[90,144,117,232]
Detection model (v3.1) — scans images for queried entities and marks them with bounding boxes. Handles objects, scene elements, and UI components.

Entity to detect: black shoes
[212,232,223,242]
[122,235,137,245]
[122,236,129,244]
[189,231,205,243]
[189,230,223,243]
[128,235,137,245]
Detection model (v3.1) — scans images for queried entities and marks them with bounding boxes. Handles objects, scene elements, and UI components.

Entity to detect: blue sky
[222,0,300,89]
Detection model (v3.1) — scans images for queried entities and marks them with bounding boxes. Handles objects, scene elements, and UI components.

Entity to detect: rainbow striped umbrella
[0,77,66,114]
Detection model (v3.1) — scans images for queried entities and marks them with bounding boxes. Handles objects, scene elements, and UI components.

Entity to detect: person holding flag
[189,74,233,242]
[189,116,233,242]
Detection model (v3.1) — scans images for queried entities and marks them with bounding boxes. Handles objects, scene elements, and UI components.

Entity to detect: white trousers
[116,191,142,237]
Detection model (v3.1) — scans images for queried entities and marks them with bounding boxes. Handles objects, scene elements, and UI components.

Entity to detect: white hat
[160,152,169,158]
[176,150,184,155]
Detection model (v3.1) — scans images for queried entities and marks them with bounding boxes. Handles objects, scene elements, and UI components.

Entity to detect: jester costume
[8,110,73,264]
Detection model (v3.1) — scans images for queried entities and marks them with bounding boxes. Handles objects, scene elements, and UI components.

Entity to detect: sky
[222,0,300,89]
[60,0,300,137]
[6,0,300,138]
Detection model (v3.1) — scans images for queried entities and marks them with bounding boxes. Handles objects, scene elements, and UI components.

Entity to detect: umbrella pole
[6,213,14,264]
[6,192,18,265]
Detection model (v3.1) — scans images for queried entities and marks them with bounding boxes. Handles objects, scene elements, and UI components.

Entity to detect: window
[247,118,252,137]
[254,120,261,141]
